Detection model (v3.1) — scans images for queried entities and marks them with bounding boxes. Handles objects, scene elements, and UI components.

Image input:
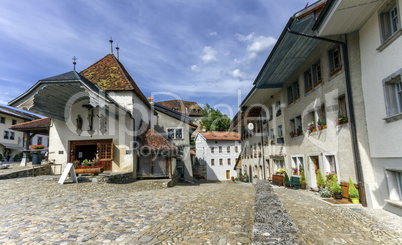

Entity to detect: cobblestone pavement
[0,178,254,244]
[273,186,402,245]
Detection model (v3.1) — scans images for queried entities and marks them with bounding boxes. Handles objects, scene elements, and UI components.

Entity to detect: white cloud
[200,46,217,63]
[236,32,277,60]
[209,32,217,36]
[191,65,200,72]
[229,69,247,80]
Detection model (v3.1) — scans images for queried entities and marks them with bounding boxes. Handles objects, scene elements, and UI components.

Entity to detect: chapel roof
[10,117,51,130]
[80,54,150,107]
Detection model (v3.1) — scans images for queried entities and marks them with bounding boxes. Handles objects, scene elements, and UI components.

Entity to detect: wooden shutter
[98,142,113,161]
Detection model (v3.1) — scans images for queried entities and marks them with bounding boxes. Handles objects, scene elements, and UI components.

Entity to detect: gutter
[287,16,367,207]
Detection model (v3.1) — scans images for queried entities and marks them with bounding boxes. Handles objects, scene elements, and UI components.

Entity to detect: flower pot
[334,193,342,199]
[350,198,360,204]
[301,183,306,189]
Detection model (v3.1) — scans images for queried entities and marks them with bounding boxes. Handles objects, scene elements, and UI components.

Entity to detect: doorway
[311,156,320,187]
[226,170,230,179]
[70,139,113,171]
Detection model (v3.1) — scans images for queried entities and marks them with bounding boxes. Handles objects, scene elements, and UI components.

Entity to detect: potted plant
[289,131,294,138]
[307,121,316,133]
[348,177,360,204]
[336,115,348,125]
[300,170,306,189]
[331,182,343,199]
[284,172,290,187]
[316,170,325,190]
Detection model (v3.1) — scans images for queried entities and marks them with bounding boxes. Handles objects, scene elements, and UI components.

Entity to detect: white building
[0,105,48,162]
[195,131,241,181]
[314,0,402,215]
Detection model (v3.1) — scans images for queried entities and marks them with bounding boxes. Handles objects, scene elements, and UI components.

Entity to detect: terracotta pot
[301,183,306,189]
[334,193,342,199]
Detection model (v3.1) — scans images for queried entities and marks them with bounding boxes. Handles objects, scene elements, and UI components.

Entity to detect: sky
[0,0,308,119]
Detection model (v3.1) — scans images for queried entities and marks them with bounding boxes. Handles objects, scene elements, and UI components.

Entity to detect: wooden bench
[284,176,301,189]
[271,174,284,186]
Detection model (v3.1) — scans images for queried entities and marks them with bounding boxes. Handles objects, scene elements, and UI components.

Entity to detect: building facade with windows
[0,105,48,161]
[314,0,402,215]
[195,131,241,181]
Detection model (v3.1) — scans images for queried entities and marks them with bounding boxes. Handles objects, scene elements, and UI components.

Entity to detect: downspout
[259,113,266,180]
[287,16,367,207]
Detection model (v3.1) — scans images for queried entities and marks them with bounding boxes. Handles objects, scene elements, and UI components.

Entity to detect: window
[268,106,273,120]
[338,95,348,120]
[235,146,238,153]
[219,159,223,165]
[291,156,304,175]
[211,147,215,153]
[228,159,231,165]
[10,132,15,140]
[12,119,17,125]
[4,131,9,139]
[384,70,402,118]
[277,125,283,138]
[38,136,42,145]
[269,128,275,140]
[319,104,327,126]
[304,60,322,92]
[326,155,337,174]
[167,128,183,139]
[211,159,215,166]
[290,116,303,136]
[287,81,300,104]
[328,46,342,75]
[0,117,5,124]
[227,146,230,153]
[276,100,281,117]
[380,1,400,42]
[219,146,222,153]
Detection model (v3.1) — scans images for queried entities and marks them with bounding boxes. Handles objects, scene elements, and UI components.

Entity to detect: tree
[200,104,230,131]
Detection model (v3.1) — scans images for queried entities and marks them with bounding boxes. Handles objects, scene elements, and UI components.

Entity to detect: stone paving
[273,186,402,245]
[0,177,254,245]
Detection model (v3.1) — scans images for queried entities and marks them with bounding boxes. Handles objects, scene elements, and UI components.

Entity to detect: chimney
[202,126,206,132]
[147,97,154,104]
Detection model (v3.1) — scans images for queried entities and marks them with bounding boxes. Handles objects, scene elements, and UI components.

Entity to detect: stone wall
[253,180,301,244]
[0,165,52,180]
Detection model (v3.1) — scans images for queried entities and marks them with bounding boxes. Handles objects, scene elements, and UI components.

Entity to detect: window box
[277,137,284,144]
[336,116,348,125]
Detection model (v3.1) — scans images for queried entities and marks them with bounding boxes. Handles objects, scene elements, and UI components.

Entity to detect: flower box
[30,145,45,150]
[75,167,103,176]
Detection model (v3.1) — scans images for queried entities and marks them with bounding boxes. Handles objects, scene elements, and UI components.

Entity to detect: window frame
[328,45,342,76]
[383,68,402,121]
[287,81,300,105]
[379,0,401,43]
[167,127,184,139]
[4,131,9,139]
[0,117,5,124]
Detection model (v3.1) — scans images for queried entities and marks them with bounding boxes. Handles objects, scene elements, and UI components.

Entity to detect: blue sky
[0,0,307,119]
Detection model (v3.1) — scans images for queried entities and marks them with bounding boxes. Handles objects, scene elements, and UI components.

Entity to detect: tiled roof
[80,54,150,107]
[138,126,177,151]
[11,118,51,129]
[153,103,197,127]
[156,100,203,116]
[200,131,241,141]
[0,105,41,121]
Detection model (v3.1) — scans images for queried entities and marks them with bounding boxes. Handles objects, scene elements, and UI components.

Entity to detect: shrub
[317,170,325,188]
[300,170,306,184]
[320,187,331,198]
[82,159,90,167]
[348,177,359,198]
[331,177,342,195]
[325,173,337,190]
[284,172,290,182]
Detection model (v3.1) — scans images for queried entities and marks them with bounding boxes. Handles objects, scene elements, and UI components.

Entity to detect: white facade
[195,132,241,181]
[357,0,402,214]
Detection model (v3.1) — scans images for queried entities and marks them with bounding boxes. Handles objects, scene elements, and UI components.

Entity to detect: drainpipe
[259,113,266,180]
[287,16,367,207]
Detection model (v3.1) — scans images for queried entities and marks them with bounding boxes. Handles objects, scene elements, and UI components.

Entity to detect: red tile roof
[200,131,241,141]
[80,54,150,107]
[11,118,51,129]
[156,100,203,116]
[138,127,177,151]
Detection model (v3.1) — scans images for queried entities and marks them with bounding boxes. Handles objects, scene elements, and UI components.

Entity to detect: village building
[195,131,241,181]
[232,0,402,216]
[9,53,179,181]
[156,100,204,124]
[0,105,48,162]
[150,100,198,180]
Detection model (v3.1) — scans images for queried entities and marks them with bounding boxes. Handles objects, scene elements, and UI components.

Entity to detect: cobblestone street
[274,186,402,245]
[0,178,254,244]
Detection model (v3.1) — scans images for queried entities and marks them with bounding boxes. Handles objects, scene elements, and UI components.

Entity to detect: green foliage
[320,187,331,198]
[200,104,230,131]
[325,173,337,190]
[0,153,3,160]
[284,172,290,182]
[82,159,90,167]
[348,177,359,198]
[13,152,23,161]
[300,170,306,184]
[331,176,342,194]
[316,170,325,188]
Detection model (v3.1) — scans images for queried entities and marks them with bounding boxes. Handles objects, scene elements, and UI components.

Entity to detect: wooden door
[226,170,230,179]
[312,156,319,182]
